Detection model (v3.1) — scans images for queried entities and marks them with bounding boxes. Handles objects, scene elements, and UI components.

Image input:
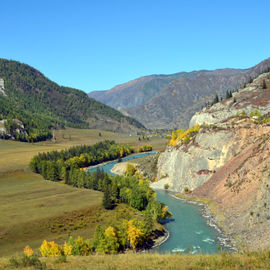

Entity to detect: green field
[0,128,167,174]
[0,128,167,256]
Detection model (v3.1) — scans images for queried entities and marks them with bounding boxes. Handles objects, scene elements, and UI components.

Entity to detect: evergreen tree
[262,79,267,89]
[103,187,114,210]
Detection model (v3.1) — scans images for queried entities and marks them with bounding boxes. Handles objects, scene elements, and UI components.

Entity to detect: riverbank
[109,158,171,251]
[173,193,238,252]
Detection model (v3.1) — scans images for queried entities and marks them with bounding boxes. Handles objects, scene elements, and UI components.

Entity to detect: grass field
[0,128,167,256]
[1,251,270,269]
[0,128,167,174]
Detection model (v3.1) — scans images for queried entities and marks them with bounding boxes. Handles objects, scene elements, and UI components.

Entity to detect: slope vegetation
[0,59,144,141]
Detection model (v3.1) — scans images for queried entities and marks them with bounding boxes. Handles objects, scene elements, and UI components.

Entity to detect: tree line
[29,141,171,253]
[30,140,135,180]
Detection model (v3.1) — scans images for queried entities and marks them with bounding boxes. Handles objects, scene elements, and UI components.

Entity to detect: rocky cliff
[155,71,270,250]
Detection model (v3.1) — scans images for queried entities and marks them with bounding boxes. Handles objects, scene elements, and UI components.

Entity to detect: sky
[0,0,269,92]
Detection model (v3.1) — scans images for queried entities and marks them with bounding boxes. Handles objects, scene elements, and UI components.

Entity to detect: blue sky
[0,0,269,92]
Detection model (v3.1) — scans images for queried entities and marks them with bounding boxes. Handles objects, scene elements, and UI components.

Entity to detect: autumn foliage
[169,124,200,146]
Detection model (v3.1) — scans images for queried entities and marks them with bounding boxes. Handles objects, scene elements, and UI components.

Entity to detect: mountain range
[89,58,270,129]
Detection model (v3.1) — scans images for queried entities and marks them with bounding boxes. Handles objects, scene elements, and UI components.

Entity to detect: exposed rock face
[0,78,6,96]
[192,123,270,250]
[190,72,270,128]
[157,71,270,249]
[157,129,237,191]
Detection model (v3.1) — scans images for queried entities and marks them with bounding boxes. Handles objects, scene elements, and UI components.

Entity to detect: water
[87,152,227,254]
[87,151,157,175]
[153,190,219,254]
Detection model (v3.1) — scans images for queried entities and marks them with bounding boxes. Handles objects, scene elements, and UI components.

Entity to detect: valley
[1,61,270,270]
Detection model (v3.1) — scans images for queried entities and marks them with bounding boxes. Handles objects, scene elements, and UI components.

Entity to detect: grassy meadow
[0,128,167,256]
[1,251,270,269]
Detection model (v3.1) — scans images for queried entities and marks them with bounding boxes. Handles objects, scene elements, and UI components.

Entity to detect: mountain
[89,73,183,110]
[89,58,270,129]
[155,70,270,250]
[0,59,145,141]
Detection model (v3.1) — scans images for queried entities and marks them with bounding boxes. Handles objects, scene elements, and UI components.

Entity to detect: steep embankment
[156,71,270,250]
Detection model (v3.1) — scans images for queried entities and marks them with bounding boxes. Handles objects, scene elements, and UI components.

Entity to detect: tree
[102,187,114,209]
[99,226,119,254]
[127,220,143,250]
[213,94,219,104]
[262,80,267,89]
[125,163,137,176]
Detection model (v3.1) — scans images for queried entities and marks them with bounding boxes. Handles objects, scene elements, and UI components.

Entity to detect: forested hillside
[0,59,144,142]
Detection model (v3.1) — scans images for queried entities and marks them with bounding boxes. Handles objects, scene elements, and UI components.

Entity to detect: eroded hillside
[155,71,270,250]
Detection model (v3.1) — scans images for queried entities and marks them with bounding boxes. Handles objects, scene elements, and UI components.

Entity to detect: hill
[156,70,270,250]
[89,58,270,129]
[0,59,144,142]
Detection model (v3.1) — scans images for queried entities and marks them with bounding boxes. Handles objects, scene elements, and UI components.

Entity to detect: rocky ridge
[155,71,270,250]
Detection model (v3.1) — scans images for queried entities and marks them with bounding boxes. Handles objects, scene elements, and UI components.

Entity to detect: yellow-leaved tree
[23,245,34,257]
[40,240,62,257]
[127,220,143,250]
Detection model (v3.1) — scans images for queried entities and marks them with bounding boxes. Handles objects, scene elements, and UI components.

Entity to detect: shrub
[184,187,190,193]
[249,109,261,118]
[65,236,93,256]
[40,240,62,257]
[55,255,67,264]
[138,144,153,152]
[23,245,34,257]
[9,255,46,269]
[125,163,137,176]
[169,124,200,146]
[164,183,169,190]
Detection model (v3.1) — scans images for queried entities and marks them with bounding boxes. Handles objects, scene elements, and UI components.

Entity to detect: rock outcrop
[0,78,6,96]
[156,130,236,191]
[190,73,270,127]
[156,71,270,249]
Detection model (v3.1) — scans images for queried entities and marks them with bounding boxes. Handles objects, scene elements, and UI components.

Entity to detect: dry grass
[1,251,270,270]
[0,170,103,256]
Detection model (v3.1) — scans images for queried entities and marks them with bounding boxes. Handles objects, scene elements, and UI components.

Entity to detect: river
[87,152,232,254]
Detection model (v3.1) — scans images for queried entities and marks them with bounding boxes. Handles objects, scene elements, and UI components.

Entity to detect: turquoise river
[88,152,233,254]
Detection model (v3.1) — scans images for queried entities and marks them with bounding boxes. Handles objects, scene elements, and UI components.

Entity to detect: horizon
[0,0,270,92]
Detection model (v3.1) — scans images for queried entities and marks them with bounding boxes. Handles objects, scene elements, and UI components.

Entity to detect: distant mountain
[89,73,183,110]
[89,58,270,129]
[0,59,145,141]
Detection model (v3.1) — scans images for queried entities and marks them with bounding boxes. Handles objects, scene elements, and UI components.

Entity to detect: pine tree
[262,80,267,89]
[103,187,114,209]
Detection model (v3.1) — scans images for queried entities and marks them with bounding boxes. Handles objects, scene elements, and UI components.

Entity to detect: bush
[23,245,34,257]
[125,163,137,176]
[164,183,169,190]
[55,255,67,264]
[138,144,153,152]
[40,240,62,257]
[9,255,46,269]
[169,124,200,146]
[249,109,261,118]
